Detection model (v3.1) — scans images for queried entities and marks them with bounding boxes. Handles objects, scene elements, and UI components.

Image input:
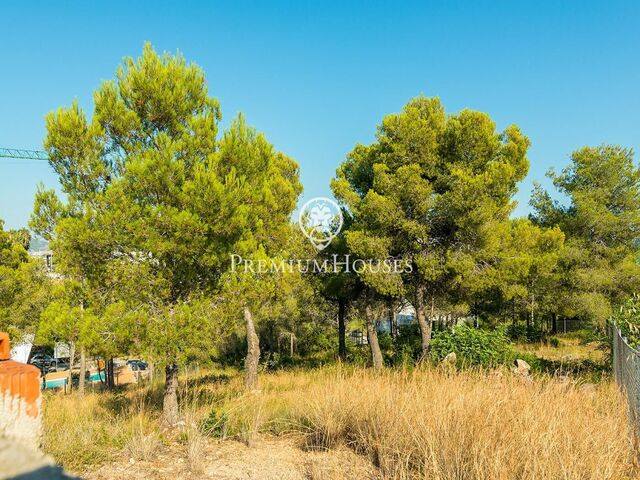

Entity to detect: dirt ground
[86,436,379,480]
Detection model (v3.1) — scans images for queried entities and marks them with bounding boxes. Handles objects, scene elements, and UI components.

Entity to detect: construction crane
[0,148,48,161]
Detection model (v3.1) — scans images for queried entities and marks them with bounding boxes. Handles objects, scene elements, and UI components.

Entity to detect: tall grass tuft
[215,367,639,479]
[42,392,134,470]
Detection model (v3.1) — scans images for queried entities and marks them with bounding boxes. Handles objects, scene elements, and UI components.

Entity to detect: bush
[391,324,423,364]
[430,326,512,368]
[613,294,640,348]
[200,408,229,438]
[346,340,370,366]
[506,323,544,342]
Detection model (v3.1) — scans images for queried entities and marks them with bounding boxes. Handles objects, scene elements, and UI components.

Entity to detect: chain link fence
[611,323,640,434]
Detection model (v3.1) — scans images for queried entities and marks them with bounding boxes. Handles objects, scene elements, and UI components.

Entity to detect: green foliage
[334,97,531,297]
[37,280,94,347]
[506,324,544,343]
[531,145,640,325]
[390,324,423,364]
[294,321,337,358]
[493,219,565,326]
[7,228,31,250]
[0,219,51,338]
[612,294,640,348]
[5,48,637,380]
[200,408,229,438]
[31,43,302,375]
[430,326,512,368]
[332,96,534,353]
[345,341,370,366]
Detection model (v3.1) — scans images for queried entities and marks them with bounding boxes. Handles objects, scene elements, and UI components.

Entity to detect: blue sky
[1,0,639,229]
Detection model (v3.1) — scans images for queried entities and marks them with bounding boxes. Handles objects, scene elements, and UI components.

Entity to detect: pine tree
[332,96,529,353]
[531,145,640,324]
[32,44,301,420]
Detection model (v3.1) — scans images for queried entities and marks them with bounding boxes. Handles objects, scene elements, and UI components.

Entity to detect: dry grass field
[42,365,639,480]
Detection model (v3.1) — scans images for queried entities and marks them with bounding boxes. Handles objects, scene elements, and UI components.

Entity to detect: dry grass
[42,391,135,469]
[215,367,639,480]
[43,366,640,479]
[178,410,207,474]
[41,369,236,473]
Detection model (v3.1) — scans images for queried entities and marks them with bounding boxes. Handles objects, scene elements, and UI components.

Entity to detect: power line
[0,148,48,161]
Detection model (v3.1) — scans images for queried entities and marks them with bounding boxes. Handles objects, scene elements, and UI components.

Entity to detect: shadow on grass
[95,370,237,416]
[520,355,610,382]
[183,371,234,389]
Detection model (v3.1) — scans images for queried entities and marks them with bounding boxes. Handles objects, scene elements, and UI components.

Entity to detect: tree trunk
[415,283,432,356]
[289,332,294,357]
[78,346,86,397]
[76,301,84,395]
[365,302,383,370]
[338,299,347,361]
[266,322,275,361]
[430,295,436,328]
[529,293,535,329]
[162,363,179,425]
[107,357,115,389]
[67,341,75,393]
[388,301,395,337]
[244,306,260,390]
[97,360,104,386]
[551,312,558,334]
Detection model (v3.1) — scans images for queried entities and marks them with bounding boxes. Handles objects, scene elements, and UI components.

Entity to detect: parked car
[127,359,148,371]
[29,353,55,372]
[51,357,70,372]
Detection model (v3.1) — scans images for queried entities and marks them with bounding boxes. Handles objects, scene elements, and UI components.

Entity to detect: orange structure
[0,332,42,448]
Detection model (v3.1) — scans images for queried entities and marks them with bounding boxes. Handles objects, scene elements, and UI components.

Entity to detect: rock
[513,359,531,374]
[441,352,457,365]
[511,359,532,381]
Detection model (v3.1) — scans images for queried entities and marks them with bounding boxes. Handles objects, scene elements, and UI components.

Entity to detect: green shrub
[377,331,393,350]
[346,341,370,366]
[200,408,229,438]
[392,324,423,363]
[506,323,544,342]
[548,336,560,348]
[430,326,512,368]
[613,294,640,348]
